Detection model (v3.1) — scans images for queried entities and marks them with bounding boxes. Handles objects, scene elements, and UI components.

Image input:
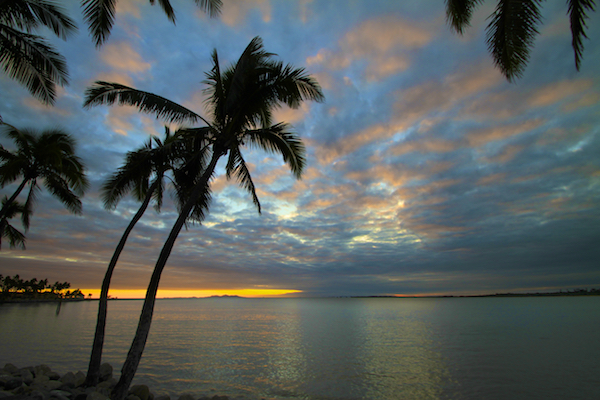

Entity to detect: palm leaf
[81,0,117,47]
[244,123,306,179]
[486,0,543,81]
[152,0,176,23]
[0,25,69,104]
[446,0,484,34]
[3,223,26,249]
[567,0,596,70]
[225,147,261,213]
[194,0,222,17]
[43,173,83,214]
[83,81,207,125]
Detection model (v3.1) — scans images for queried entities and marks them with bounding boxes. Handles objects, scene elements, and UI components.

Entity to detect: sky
[1,0,599,298]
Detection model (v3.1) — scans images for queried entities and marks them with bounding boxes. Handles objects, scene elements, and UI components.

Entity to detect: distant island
[353,288,600,298]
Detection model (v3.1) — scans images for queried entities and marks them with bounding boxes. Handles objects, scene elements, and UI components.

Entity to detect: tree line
[0,274,85,300]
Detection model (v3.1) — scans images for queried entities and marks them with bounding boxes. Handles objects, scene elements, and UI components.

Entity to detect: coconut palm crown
[445,0,596,81]
[83,36,323,400]
[0,196,27,249]
[0,0,77,105]
[0,125,88,249]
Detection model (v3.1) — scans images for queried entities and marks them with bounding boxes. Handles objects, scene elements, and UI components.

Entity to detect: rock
[73,393,88,400]
[29,390,46,400]
[2,364,19,375]
[33,374,50,385]
[19,369,34,384]
[128,385,149,400]
[45,380,64,391]
[46,372,61,381]
[154,395,170,400]
[125,395,141,400]
[59,373,76,386]
[50,389,73,399]
[94,387,111,398]
[0,391,13,398]
[73,372,85,388]
[96,378,116,390]
[87,392,110,400]
[35,365,52,378]
[98,365,112,383]
[4,377,24,390]
[177,394,195,400]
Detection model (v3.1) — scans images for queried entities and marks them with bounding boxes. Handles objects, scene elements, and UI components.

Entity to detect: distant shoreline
[353,289,600,298]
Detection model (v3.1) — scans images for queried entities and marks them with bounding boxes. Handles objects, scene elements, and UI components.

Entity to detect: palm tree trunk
[0,178,29,250]
[111,153,221,400]
[85,181,159,387]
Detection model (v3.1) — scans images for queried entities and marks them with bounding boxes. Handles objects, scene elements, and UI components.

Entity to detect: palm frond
[194,0,222,17]
[3,222,26,249]
[567,0,596,70]
[43,173,83,214]
[225,147,261,213]
[22,179,40,229]
[83,81,205,124]
[445,0,484,34]
[153,0,176,23]
[486,0,543,81]
[81,0,117,47]
[0,25,69,104]
[244,123,306,179]
[102,147,153,209]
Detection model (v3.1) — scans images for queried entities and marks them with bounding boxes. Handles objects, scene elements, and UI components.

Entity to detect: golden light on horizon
[80,288,303,299]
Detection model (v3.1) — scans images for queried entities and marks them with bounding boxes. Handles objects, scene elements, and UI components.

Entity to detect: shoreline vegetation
[0,274,87,303]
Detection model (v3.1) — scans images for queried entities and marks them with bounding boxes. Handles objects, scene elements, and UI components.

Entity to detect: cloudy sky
[1,0,599,298]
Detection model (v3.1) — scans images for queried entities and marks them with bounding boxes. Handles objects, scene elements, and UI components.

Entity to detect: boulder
[47,372,61,381]
[73,372,85,388]
[19,369,34,384]
[87,392,110,400]
[73,393,88,400]
[0,390,14,398]
[2,364,19,375]
[29,390,46,400]
[154,395,170,400]
[50,389,73,399]
[128,385,150,400]
[4,377,24,390]
[98,364,112,383]
[35,365,52,378]
[96,378,116,390]
[125,395,141,400]
[60,372,76,386]
[45,380,64,391]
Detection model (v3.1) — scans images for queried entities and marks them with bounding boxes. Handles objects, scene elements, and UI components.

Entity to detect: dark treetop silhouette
[83,36,324,400]
[445,0,596,81]
[0,0,77,105]
[0,125,88,250]
[81,0,222,47]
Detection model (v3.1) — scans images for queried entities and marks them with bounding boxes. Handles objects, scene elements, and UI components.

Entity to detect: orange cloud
[307,15,432,81]
[221,0,271,27]
[100,42,151,73]
[465,119,544,147]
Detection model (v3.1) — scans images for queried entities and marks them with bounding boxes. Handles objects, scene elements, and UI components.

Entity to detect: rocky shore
[0,364,253,400]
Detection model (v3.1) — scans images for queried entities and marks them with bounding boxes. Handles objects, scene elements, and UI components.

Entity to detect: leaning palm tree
[0,0,77,105]
[84,127,196,386]
[84,36,324,400]
[0,196,28,249]
[82,0,222,47]
[0,125,88,249]
[445,0,596,81]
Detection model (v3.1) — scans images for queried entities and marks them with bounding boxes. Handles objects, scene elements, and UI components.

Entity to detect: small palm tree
[0,196,27,249]
[0,0,77,105]
[445,0,596,81]
[84,126,202,386]
[84,36,323,400]
[0,125,88,250]
[82,0,222,47]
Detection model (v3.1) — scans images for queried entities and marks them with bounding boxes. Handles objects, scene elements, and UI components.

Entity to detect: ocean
[1,297,598,399]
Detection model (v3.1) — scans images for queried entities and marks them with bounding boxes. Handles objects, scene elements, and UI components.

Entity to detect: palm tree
[0,196,27,249]
[0,125,88,249]
[84,36,323,400]
[445,0,596,81]
[0,0,77,105]
[82,0,222,47]
[84,127,196,386]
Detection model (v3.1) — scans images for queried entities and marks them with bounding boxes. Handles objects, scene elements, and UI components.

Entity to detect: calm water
[0,297,598,399]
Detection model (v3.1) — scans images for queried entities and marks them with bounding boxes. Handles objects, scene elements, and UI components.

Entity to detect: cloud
[100,42,152,74]
[307,15,433,81]
[221,0,271,27]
